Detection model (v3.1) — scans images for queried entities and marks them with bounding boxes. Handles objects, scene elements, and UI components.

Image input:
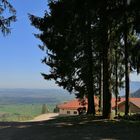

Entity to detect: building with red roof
[57,97,98,115]
[57,97,140,115]
[112,98,140,113]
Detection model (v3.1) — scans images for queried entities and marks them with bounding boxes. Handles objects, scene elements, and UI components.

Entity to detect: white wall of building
[59,109,78,115]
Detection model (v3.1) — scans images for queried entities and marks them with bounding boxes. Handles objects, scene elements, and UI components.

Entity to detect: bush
[53,106,59,113]
[41,104,49,114]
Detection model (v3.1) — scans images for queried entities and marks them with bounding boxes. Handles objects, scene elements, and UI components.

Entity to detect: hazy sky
[0,0,140,89]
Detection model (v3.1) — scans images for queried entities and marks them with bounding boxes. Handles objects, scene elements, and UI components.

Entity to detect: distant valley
[0,88,75,105]
[0,81,140,105]
[0,82,139,122]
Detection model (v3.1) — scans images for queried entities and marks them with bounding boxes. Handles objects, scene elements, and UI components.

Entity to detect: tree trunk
[87,90,95,115]
[99,60,103,114]
[86,44,95,115]
[103,42,112,119]
[115,50,118,116]
[85,7,95,115]
[86,53,95,115]
[101,0,112,119]
[124,0,130,116]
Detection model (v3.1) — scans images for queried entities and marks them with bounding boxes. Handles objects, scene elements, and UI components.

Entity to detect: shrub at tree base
[118,114,140,121]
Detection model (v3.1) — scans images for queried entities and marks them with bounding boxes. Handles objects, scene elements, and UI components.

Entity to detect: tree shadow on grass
[0,116,140,140]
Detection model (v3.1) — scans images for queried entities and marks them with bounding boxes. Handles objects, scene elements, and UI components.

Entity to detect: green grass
[0,104,56,122]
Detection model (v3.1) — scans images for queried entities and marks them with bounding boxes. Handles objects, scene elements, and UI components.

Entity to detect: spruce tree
[0,0,16,35]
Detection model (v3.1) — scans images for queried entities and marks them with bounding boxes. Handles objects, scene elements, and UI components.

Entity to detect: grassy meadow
[0,88,75,122]
[0,104,56,122]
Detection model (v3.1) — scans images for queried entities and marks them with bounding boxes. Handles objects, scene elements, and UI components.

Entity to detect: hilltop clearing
[0,116,140,140]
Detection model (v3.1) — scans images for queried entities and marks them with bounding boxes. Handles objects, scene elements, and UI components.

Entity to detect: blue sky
[0,0,59,89]
[0,0,140,89]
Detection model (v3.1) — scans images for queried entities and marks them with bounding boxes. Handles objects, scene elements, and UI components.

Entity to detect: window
[67,111,70,114]
[74,111,77,114]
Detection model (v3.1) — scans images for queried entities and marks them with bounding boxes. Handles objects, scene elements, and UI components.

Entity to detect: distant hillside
[131,89,140,97]
[0,81,140,104]
[0,88,75,104]
[119,81,140,96]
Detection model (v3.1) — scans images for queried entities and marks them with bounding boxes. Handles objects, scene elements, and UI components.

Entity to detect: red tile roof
[57,97,98,110]
[57,99,86,110]
[112,98,140,109]
[130,98,140,108]
[58,97,140,110]
[111,98,125,109]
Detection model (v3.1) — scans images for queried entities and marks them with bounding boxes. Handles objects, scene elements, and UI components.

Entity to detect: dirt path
[30,113,59,122]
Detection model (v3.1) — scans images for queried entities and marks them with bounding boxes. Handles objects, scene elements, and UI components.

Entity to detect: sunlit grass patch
[0,104,56,122]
